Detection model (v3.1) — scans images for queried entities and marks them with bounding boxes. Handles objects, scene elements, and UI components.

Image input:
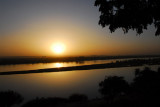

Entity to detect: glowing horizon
[0,0,160,57]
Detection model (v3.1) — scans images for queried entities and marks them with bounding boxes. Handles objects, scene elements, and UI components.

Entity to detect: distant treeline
[1,58,160,75]
[0,55,160,65]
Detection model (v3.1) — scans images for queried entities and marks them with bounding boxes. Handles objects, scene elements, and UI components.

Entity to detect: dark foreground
[1,58,160,75]
[1,67,160,107]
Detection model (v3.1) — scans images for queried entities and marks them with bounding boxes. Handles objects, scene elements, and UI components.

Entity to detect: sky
[0,0,160,57]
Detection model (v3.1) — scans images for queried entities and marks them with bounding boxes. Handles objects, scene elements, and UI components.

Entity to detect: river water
[0,59,159,105]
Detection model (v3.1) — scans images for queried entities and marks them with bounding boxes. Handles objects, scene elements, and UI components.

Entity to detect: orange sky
[0,0,160,57]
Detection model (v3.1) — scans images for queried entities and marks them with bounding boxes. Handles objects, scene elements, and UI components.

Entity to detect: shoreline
[1,58,160,75]
[1,55,160,65]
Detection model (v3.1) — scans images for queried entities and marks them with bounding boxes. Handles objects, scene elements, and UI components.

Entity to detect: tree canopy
[95,0,160,36]
[0,90,23,107]
[99,76,129,99]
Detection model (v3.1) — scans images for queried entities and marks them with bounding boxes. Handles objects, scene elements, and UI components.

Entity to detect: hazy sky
[0,0,160,56]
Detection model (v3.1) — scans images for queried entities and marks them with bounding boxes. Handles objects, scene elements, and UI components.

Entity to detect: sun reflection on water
[54,63,63,68]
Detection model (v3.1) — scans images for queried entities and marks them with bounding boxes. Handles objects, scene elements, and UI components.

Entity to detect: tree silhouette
[22,97,68,107]
[69,94,88,102]
[95,0,160,36]
[0,90,23,107]
[132,67,160,95]
[99,76,129,99]
[98,67,160,106]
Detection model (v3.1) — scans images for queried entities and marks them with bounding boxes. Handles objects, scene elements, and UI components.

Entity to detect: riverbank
[1,58,160,75]
[1,55,159,65]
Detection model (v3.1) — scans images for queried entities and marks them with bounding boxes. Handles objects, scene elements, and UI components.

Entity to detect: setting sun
[52,43,65,54]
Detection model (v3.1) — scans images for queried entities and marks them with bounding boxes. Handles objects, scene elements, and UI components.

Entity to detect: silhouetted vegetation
[21,94,88,107]
[99,76,129,100]
[1,58,160,75]
[132,67,160,97]
[0,55,159,65]
[69,94,88,102]
[1,67,160,107]
[98,67,160,107]
[95,0,160,35]
[21,97,68,107]
[0,90,23,107]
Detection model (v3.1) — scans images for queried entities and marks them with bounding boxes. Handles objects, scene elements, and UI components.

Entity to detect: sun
[52,43,65,54]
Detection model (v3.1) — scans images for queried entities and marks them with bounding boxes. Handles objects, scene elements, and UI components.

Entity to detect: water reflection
[54,63,63,68]
[0,65,159,101]
[0,60,114,72]
[0,58,148,72]
[1,57,160,73]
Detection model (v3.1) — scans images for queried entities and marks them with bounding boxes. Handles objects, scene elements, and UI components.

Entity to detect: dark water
[0,64,159,102]
[0,58,160,107]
